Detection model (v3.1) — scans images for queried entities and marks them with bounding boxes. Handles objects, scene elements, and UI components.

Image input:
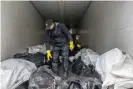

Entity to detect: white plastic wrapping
[96,48,133,89]
[27,43,46,54]
[75,48,99,66]
[69,56,75,62]
[1,59,37,89]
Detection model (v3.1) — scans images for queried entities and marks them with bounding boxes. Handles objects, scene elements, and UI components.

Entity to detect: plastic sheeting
[28,65,61,89]
[1,59,37,89]
[71,57,84,75]
[27,43,46,54]
[69,56,75,62]
[15,81,29,89]
[75,48,99,66]
[13,52,45,68]
[70,57,102,80]
[96,48,133,89]
[58,76,102,89]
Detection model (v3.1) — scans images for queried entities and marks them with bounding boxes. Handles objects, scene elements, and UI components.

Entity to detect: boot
[52,67,59,76]
[53,71,59,76]
[52,63,59,76]
[63,72,68,80]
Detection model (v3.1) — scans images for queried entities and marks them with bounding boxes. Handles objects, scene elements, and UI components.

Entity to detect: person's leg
[52,46,60,75]
[61,44,69,79]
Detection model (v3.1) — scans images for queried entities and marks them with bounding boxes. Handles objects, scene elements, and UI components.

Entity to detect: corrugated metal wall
[1,1,45,61]
[80,1,133,56]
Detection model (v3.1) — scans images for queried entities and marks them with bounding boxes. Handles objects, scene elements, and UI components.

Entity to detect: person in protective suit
[75,34,81,49]
[45,19,74,79]
[69,30,81,56]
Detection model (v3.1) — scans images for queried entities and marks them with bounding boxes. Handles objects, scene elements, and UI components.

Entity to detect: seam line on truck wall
[78,1,92,27]
[29,1,45,21]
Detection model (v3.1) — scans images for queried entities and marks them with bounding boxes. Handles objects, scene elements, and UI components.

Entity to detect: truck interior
[1,1,133,89]
[2,1,133,60]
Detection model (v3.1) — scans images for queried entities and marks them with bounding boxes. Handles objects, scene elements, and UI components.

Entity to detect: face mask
[69,29,72,34]
[50,23,55,30]
[76,35,80,40]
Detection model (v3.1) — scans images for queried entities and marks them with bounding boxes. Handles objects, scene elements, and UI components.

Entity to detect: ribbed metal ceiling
[32,1,90,27]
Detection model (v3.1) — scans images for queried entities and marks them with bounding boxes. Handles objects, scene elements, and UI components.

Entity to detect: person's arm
[45,31,52,62]
[45,31,51,50]
[60,23,73,41]
[60,23,74,51]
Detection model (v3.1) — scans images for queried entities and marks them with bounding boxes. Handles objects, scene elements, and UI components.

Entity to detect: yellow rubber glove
[69,41,74,51]
[77,44,81,48]
[46,50,52,62]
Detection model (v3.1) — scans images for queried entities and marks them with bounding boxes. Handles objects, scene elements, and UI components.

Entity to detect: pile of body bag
[1,59,37,89]
[28,65,102,89]
[69,48,101,81]
[74,48,99,66]
[28,65,61,89]
[58,76,102,89]
[13,52,45,68]
[96,48,133,89]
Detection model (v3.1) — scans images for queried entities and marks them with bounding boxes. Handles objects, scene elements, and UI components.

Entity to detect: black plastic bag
[29,52,45,67]
[13,53,32,60]
[68,80,83,89]
[71,57,102,81]
[71,57,84,75]
[15,81,29,89]
[65,76,102,89]
[13,52,45,68]
[28,66,56,89]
